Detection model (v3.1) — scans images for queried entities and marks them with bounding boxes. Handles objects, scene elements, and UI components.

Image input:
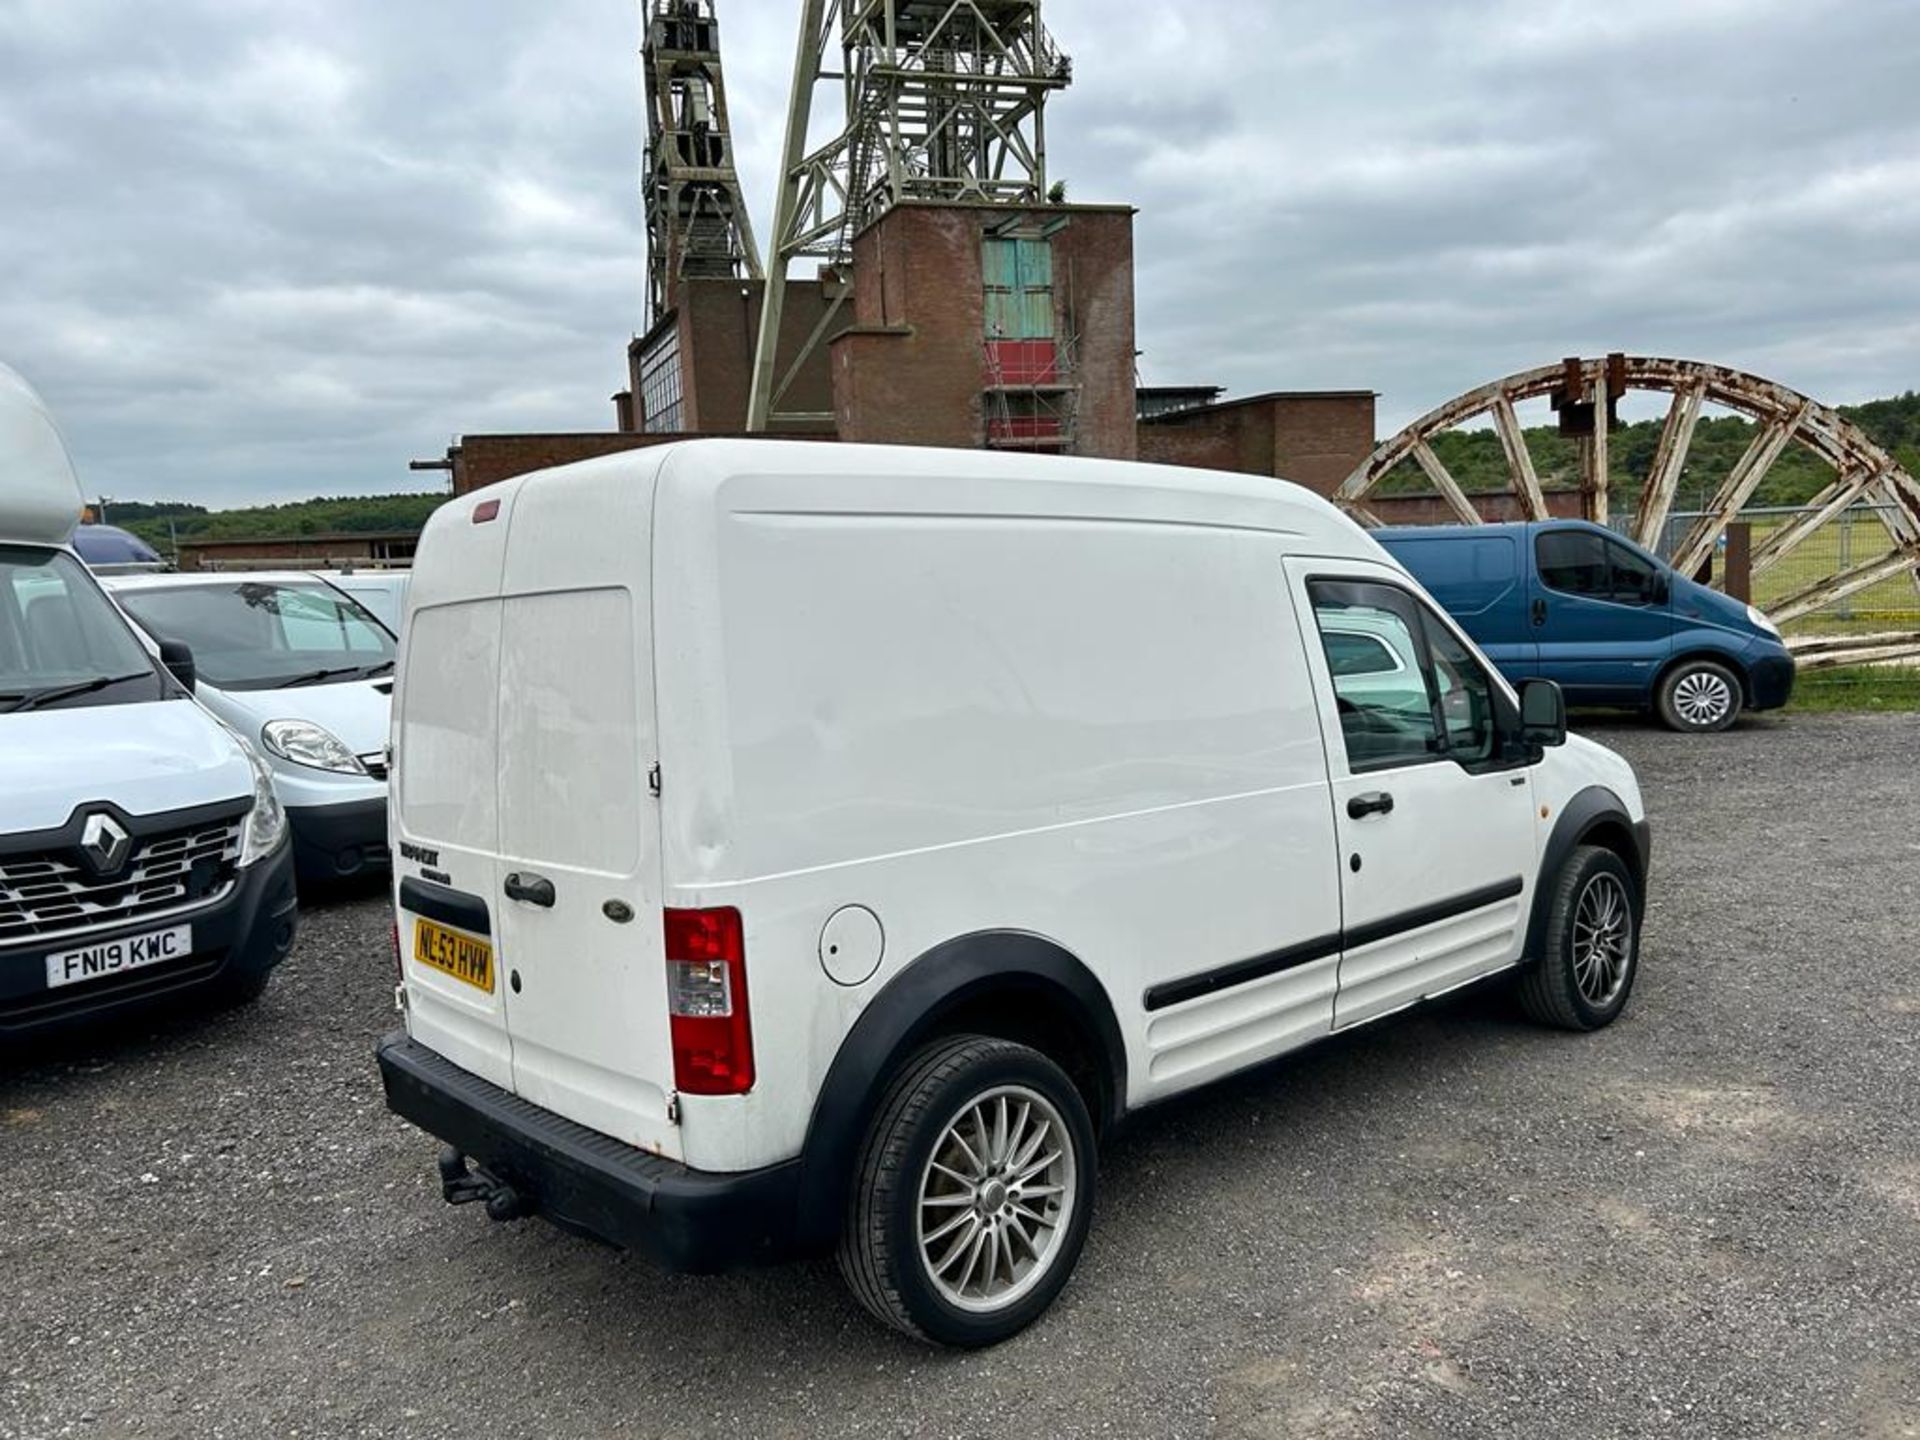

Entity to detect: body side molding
[1145,876,1526,1014]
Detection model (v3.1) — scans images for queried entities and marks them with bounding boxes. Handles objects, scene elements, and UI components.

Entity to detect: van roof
[0,363,86,547]
[1375,519,1613,542]
[486,438,1393,560]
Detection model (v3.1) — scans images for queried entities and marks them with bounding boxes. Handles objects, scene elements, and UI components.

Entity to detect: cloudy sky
[3,0,1917,507]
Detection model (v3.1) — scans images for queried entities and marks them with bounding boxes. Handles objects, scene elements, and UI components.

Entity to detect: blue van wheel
[1656,658,1742,733]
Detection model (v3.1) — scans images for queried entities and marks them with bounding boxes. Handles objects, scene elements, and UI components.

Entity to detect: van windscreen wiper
[3,671,152,713]
[279,665,367,689]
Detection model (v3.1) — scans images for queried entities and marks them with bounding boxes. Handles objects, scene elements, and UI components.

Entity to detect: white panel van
[377,441,1651,1346]
[0,365,297,1045]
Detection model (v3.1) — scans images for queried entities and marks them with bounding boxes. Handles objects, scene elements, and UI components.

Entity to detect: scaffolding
[642,0,762,330]
[982,329,1079,451]
[747,0,1072,431]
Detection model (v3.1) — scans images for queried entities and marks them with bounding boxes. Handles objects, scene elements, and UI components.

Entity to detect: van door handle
[1347,792,1394,819]
[504,872,556,908]
[1530,598,1548,626]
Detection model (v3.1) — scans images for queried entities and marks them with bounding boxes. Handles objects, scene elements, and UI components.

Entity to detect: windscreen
[0,545,162,707]
[116,581,393,691]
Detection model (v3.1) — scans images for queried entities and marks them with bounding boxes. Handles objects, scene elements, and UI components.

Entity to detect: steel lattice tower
[642,0,763,329]
[746,0,1072,430]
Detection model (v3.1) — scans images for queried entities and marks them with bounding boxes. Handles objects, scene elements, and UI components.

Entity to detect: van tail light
[664,907,754,1095]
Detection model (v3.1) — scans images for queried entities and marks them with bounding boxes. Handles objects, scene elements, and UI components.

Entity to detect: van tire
[1517,844,1641,1031]
[838,1034,1096,1348]
[1655,658,1742,732]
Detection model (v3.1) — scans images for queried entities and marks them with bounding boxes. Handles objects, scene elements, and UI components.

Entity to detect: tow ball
[437,1147,533,1222]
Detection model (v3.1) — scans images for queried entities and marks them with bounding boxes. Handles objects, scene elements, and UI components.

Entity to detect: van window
[1420,612,1495,764]
[1537,530,1664,606]
[114,581,394,690]
[1322,631,1403,678]
[396,600,500,848]
[1535,530,1609,597]
[1309,580,1501,773]
[1604,540,1661,606]
[0,545,161,708]
[1306,585,1439,771]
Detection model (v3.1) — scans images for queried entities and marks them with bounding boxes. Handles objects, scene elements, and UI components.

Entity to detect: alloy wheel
[1672,669,1734,727]
[916,1085,1077,1313]
[1572,872,1633,1006]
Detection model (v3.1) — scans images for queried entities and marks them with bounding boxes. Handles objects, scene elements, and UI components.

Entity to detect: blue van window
[1535,531,1608,596]
[1604,540,1660,605]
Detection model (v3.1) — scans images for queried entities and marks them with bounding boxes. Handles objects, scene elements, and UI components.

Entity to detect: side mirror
[1519,679,1567,748]
[158,638,197,693]
[1652,571,1672,605]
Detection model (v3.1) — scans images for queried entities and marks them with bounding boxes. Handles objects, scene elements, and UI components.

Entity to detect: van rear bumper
[375,1031,802,1274]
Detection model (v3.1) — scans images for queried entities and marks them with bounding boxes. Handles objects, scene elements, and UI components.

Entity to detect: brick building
[430,197,1391,506]
[176,531,419,572]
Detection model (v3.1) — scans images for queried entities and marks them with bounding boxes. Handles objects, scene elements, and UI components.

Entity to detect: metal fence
[1613,504,1920,639]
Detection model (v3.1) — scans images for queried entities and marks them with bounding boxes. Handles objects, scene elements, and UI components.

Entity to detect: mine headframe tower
[746,0,1073,430]
[643,0,763,328]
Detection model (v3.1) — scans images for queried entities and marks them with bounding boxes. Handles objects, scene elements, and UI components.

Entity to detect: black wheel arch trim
[790,929,1126,1252]
[1523,784,1651,968]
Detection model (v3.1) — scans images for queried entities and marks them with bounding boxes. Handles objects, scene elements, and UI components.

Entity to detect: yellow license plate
[414,919,494,993]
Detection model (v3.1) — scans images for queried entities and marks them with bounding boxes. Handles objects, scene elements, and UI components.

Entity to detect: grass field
[1749,515,1920,635]
[1786,664,1920,712]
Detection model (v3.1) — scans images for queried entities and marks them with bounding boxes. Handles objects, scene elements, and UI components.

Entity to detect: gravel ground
[4,713,1919,1440]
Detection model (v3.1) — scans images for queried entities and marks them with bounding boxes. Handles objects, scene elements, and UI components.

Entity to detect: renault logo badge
[79,813,132,876]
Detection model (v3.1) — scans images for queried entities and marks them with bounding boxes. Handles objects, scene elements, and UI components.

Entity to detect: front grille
[359,752,389,781]
[0,817,243,947]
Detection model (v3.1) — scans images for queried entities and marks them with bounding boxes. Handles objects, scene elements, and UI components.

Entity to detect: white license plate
[45,924,194,990]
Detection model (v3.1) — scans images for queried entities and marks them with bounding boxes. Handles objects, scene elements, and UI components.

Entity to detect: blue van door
[1530,528,1673,700]
[1381,530,1536,681]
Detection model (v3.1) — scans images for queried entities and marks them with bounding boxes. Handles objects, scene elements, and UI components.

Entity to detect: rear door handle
[1347,792,1394,819]
[1531,597,1548,627]
[504,872,556,908]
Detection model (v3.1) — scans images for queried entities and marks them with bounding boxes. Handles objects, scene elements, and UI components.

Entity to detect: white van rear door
[393,494,518,1091]
[491,467,677,1157]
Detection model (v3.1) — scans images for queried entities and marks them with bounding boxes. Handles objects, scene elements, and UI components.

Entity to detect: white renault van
[0,365,296,1044]
[377,441,1651,1347]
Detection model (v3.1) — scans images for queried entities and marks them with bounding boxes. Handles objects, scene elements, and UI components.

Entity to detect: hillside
[1384,391,1920,510]
[112,494,448,555]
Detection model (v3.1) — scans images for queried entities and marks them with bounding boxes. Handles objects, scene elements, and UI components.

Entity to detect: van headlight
[261,719,369,775]
[239,747,287,866]
[1745,604,1781,639]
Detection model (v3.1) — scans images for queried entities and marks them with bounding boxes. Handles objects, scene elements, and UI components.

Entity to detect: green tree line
[109,494,449,555]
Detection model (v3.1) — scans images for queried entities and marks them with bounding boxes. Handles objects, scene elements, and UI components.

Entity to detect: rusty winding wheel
[1336,355,1920,663]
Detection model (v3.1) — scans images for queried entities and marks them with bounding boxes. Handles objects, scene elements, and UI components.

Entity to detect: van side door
[1529,526,1673,701]
[1286,557,1539,1029]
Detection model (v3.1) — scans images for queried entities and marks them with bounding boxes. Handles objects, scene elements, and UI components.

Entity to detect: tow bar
[437,1147,533,1222]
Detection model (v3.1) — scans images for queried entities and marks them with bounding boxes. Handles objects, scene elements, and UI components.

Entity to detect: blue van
[1377,520,1795,732]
